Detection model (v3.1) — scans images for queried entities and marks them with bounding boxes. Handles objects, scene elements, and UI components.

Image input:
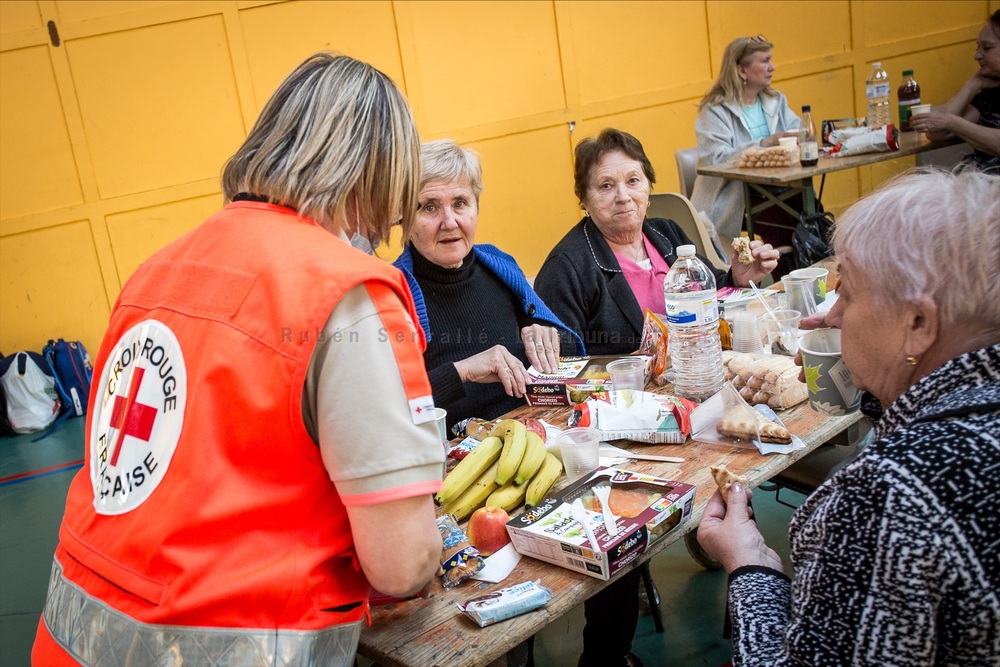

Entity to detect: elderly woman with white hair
[698,168,1000,665]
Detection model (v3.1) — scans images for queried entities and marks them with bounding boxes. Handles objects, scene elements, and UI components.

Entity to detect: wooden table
[696,133,961,239]
[358,391,862,667]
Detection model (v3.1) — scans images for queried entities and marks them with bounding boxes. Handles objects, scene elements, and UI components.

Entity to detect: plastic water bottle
[897,69,921,132]
[865,62,892,129]
[663,245,724,402]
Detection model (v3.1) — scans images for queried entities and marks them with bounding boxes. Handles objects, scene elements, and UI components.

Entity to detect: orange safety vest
[33,201,435,666]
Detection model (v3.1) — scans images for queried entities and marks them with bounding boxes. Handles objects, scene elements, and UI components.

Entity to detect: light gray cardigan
[690,92,801,238]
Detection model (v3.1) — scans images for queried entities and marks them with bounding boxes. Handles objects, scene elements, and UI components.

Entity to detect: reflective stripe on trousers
[42,558,362,667]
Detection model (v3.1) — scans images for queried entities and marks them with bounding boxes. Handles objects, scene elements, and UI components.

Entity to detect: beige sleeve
[303,283,444,504]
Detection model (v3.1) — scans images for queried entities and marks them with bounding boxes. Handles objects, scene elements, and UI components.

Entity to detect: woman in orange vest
[32,53,444,667]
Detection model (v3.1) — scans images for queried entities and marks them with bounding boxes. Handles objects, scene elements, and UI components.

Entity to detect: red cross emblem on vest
[109,367,158,466]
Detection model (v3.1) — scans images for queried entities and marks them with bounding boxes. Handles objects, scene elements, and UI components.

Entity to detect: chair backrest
[647,192,730,271]
[674,147,699,200]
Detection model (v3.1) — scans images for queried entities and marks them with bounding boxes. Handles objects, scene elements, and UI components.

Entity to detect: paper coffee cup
[798,329,861,416]
[789,267,829,303]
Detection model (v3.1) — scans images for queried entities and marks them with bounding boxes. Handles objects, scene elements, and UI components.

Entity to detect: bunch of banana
[513,431,546,485]
[492,419,527,485]
[435,435,503,506]
[438,460,500,521]
[485,476,531,513]
[437,419,565,519]
[524,453,563,507]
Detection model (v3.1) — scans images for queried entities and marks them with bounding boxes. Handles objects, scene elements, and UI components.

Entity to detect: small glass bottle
[798,105,819,167]
[897,69,921,132]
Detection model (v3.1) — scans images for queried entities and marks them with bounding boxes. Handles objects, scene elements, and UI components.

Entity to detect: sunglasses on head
[749,34,767,43]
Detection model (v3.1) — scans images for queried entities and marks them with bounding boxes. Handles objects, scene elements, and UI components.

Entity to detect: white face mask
[349,216,378,255]
[349,231,377,255]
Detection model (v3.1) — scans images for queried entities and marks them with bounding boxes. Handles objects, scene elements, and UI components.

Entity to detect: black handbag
[793,211,836,268]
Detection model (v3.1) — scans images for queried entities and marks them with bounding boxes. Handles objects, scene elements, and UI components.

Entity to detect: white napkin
[471,543,521,583]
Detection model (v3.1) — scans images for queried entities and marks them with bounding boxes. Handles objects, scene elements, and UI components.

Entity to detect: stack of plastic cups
[730,311,765,354]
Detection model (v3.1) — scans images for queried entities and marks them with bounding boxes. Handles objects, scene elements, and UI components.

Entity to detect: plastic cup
[556,427,601,483]
[431,407,448,442]
[766,309,801,356]
[789,267,829,303]
[798,329,862,415]
[781,275,817,316]
[606,357,646,392]
[909,104,931,117]
[730,311,764,353]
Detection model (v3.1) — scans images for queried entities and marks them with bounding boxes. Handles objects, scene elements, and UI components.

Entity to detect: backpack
[0,351,62,434]
[793,211,836,269]
[43,339,94,417]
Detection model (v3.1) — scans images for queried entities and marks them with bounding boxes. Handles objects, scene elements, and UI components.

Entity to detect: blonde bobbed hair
[698,36,778,110]
[222,53,420,245]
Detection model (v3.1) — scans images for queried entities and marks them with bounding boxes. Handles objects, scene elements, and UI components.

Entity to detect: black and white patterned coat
[728,344,1000,666]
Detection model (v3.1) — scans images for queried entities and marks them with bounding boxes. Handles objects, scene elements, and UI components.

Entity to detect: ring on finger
[535,342,544,348]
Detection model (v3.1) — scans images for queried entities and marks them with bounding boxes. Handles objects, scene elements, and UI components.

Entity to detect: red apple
[517,418,547,443]
[467,506,512,557]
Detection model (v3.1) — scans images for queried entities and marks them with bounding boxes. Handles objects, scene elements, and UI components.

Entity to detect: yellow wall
[1,0,994,354]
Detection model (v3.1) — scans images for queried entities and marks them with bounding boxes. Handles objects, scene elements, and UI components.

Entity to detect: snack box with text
[505,467,696,580]
[524,355,651,407]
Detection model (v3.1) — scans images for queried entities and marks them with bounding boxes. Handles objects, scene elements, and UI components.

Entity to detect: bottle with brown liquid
[798,105,819,167]
[898,70,921,132]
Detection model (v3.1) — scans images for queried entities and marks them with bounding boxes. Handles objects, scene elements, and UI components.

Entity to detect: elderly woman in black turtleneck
[393,139,583,435]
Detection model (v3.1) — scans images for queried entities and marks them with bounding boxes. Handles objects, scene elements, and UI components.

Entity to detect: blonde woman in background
[690,35,805,276]
[33,53,443,667]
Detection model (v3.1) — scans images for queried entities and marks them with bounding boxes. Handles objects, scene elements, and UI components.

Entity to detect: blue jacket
[394,243,585,353]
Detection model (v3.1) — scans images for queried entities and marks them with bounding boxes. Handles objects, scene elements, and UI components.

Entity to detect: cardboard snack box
[505,467,696,580]
[524,355,651,407]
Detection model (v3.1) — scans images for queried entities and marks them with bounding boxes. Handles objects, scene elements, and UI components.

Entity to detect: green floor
[0,418,805,667]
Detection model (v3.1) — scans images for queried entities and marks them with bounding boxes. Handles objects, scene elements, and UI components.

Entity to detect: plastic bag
[793,211,835,269]
[0,352,61,434]
[638,310,670,380]
[723,352,808,409]
[689,384,803,455]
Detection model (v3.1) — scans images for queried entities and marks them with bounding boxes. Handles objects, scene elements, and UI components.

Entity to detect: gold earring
[905,356,918,366]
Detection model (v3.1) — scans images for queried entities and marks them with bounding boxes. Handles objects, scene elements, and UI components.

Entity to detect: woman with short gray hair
[698,168,1000,665]
[395,139,582,433]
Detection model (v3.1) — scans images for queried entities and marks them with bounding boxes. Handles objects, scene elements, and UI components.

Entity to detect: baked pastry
[722,352,808,409]
[710,464,749,502]
[717,405,792,444]
[732,237,754,265]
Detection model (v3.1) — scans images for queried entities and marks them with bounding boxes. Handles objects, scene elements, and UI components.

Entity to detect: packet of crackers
[638,310,671,383]
[437,513,485,589]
